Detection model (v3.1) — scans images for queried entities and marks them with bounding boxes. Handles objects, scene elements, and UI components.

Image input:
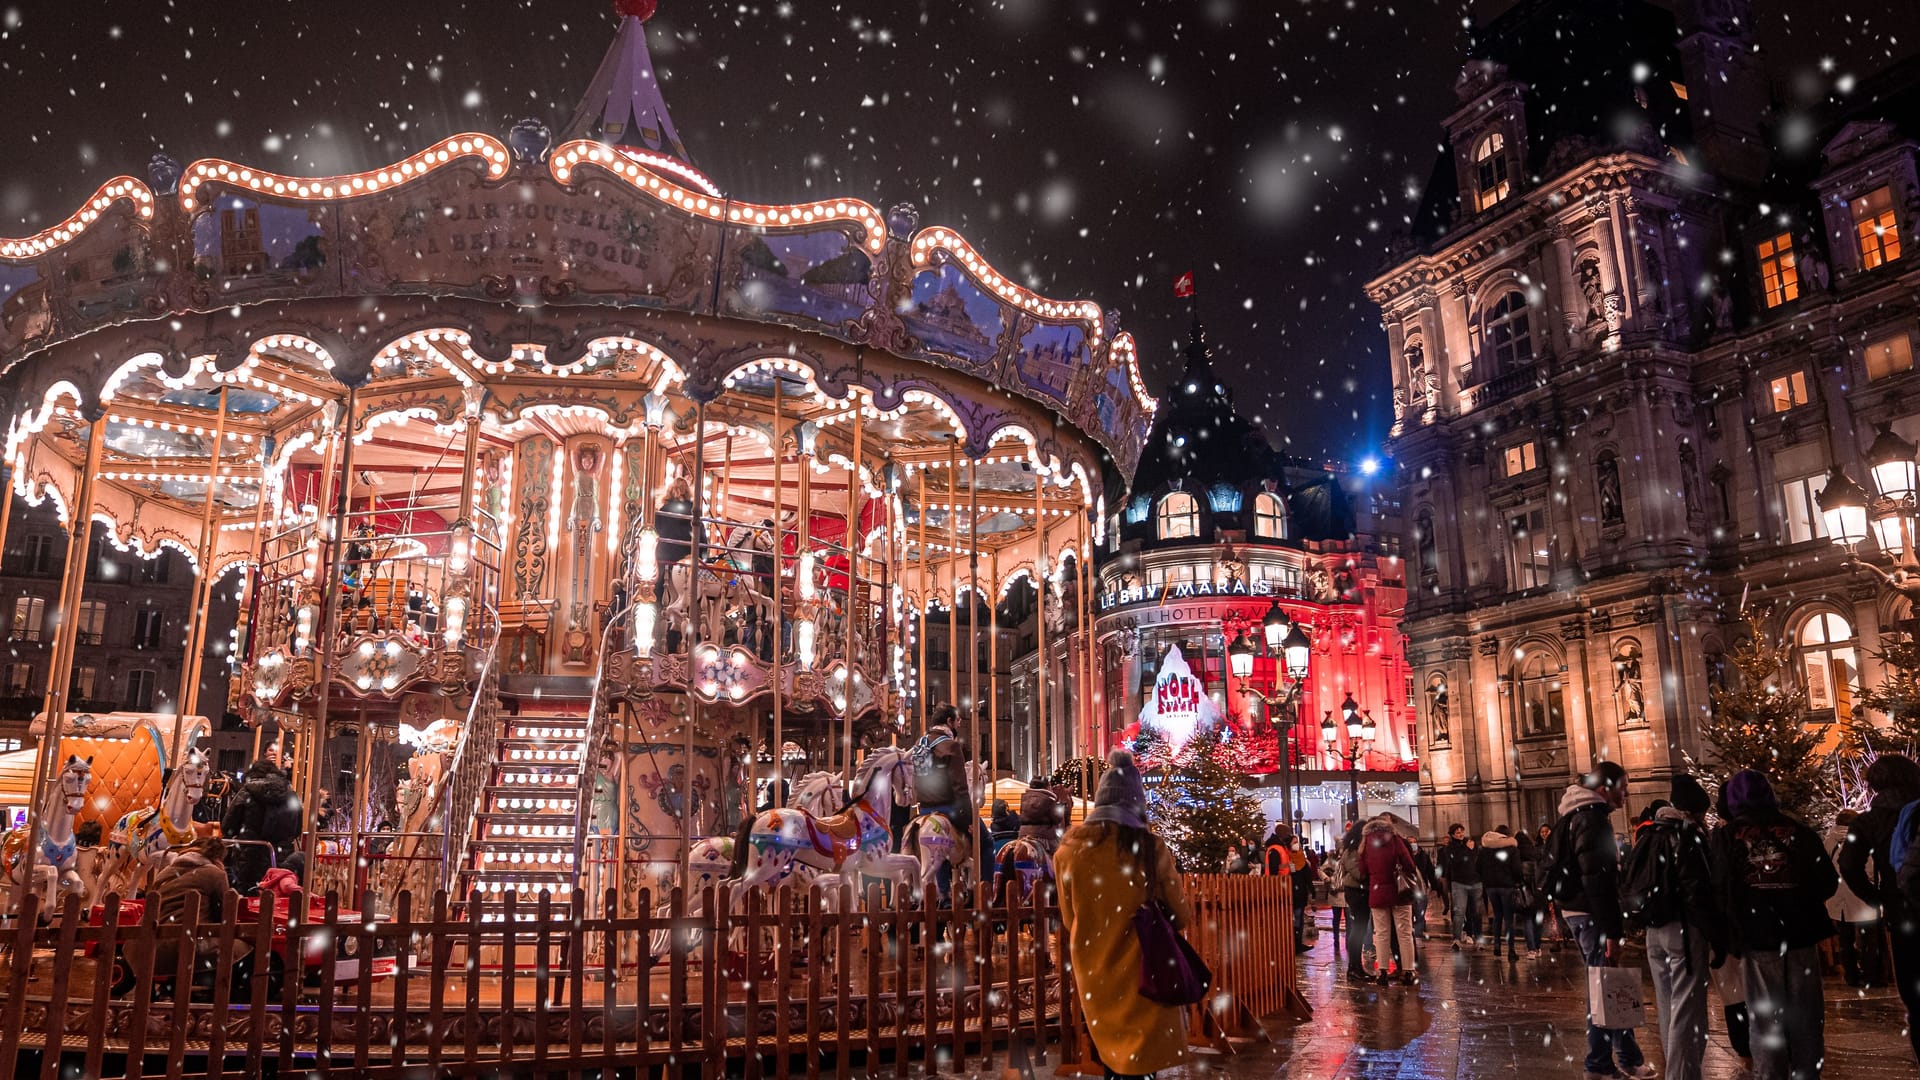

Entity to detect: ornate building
[1373,0,1920,832]
[1091,324,1414,845]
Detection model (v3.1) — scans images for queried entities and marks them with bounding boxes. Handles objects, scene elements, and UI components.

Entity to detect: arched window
[1795,610,1860,719]
[1515,649,1566,737]
[1483,290,1534,369]
[1157,491,1199,540]
[1474,132,1511,212]
[1253,493,1287,539]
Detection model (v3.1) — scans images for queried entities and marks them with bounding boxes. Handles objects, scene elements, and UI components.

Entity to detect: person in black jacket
[1438,823,1483,948]
[1637,776,1723,1080]
[1476,826,1523,960]
[1710,769,1838,1080]
[1845,753,1920,1065]
[220,758,303,894]
[1550,761,1651,1080]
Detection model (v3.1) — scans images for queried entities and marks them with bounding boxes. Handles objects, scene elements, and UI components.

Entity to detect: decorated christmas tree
[1698,614,1835,818]
[1855,636,1920,756]
[1147,728,1268,873]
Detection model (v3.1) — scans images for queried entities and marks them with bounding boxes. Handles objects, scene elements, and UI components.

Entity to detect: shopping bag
[1587,966,1644,1029]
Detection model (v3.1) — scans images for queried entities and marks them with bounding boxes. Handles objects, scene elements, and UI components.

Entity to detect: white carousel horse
[728,746,912,895]
[900,806,974,906]
[660,558,732,643]
[100,748,211,901]
[1,755,95,915]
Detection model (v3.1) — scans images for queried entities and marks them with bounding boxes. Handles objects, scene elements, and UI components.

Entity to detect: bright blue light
[1359,456,1381,476]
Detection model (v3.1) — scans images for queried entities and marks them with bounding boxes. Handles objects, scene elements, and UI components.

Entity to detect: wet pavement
[1055,915,1916,1079]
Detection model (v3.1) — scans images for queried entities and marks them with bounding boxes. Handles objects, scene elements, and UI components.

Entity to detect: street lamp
[1231,600,1311,832]
[1323,694,1376,822]
[1818,434,1920,615]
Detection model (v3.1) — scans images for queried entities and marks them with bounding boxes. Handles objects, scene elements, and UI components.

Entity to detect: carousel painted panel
[0,179,157,370]
[189,191,337,305]
[898,261,1007,375]
[1009,318,1086,403]
[718,224,873,337]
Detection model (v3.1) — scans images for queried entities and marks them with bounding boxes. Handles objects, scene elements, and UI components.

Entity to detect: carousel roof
[562,1,699,178]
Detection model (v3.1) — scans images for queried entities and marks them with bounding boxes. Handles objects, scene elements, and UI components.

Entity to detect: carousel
[0,1,1155,918]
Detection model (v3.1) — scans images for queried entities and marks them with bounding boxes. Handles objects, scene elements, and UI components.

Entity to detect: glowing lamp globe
[1283,623,1312,680]
[1227,631,1256,680]
[1262,601,1289,651]
[1815,467,1871,548]
[1867,422,1919,502]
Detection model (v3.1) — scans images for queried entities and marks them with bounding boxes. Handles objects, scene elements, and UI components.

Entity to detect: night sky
[1,0,1916,463]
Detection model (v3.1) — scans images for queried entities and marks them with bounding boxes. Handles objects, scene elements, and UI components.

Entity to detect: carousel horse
[726,746,912,896]
[899,803,974,906]
[101,748,212,900]
[990,787,1063,906]
[660,557,732,644]
[1,755,95,914]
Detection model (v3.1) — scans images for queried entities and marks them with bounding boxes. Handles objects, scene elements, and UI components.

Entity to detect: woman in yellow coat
[1056,748,1193,1078]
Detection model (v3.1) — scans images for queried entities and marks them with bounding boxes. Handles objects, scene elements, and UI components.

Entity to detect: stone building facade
[1371,0,1920,832]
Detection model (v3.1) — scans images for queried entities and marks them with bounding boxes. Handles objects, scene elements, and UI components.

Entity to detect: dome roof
[1128,320,1278,496]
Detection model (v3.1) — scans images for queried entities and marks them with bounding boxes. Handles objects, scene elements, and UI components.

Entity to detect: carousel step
[491,767,580,789]
[497,736,587,755]
[484,789,578,812]
[477,816,578,840]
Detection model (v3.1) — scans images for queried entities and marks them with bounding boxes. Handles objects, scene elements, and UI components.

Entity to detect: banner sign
[1137,645,1224,754]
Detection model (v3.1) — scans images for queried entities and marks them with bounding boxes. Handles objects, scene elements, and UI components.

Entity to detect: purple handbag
[1133,840,1212,1006]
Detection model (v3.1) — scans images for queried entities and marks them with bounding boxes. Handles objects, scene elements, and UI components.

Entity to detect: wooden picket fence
[0,873,1302,1078]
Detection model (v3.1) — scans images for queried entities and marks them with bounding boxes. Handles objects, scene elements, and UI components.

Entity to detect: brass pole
[230,438,275,750]
[769,379,785,807]
[302,386,359,870]
[176,386,231,741]
[1078,507,1093,759]
[797,427,815,770]
[16,414,105,906]
[946,438,958,724]
[842,410,863,771]
[1033,471,1047,775]
[916,467,928,735]
[295,420,344,804]
[967,453,980,781]
[988,548,999,785]
[683,402,707,886]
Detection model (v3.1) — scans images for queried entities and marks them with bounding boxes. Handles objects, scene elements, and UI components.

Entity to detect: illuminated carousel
[0,2,1156,913]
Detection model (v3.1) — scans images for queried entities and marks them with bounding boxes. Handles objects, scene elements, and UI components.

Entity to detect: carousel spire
[564,0,692,163]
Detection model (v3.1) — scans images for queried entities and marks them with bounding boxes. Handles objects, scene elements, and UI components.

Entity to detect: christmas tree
[1698,614,1835,818]
[1854,636,1920,757]
[1147,728,1268,873]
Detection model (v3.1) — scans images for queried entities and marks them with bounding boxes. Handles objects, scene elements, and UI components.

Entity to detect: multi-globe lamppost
[1228,600,1312,831]
[1815,423,1920,618]
[1322,692,1376,824]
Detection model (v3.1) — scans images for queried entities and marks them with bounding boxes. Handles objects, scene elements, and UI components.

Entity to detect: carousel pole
[302,386,359,869]
[0,462,17,601]
[841,409,863,770]
[988,548,999,783]
[233,438,275,761]
[1078,508,1094,760]
[796,423,815,769]
[915,467,928,735]
[945,438,958,723]
[15,413,105,907]
[683,401,708,887]
[293,419,344,805]
[966,452,981,782]
[769,379,785,808]
[174,386,230,752]
[1033,472,1048,776]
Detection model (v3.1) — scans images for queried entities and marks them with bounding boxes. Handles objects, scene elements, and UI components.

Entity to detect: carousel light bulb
[632,601,657,655]
[635,527,659,581]
[444,596,468,648]
[796,619,816,669]
[798,552,816,600]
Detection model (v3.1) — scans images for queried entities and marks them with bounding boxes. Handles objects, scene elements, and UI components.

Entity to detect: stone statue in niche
[1421,366,1440,418]
[1597,455,1625,528]
[1426,677,1451,744]
[1801,237,1831,292]
[1578,258,1606,322]
[1613,641,1647,723]
[1679,443,1703,518]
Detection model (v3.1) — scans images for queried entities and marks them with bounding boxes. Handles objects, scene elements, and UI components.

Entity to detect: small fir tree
[1854,636,1920,757]
[1699,614,1834,818]
[1147,728,1268,873]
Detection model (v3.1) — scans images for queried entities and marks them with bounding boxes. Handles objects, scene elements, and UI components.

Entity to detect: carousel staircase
[454,711,588,912]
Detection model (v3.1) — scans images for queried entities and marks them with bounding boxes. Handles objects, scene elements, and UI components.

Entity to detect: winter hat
[1085,748,1149,830]
[1725,769,1778,818]
[1670,775,1711,816]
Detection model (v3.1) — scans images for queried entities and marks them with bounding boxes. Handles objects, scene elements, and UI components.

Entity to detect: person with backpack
[1623,776,1721,1080]
[1361,814,1421,986]
[1838,752,1920,1065]
[1710,769,1838,1080]
[1545,761,1652,1080]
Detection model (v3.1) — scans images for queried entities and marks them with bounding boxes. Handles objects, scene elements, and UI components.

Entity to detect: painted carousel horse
[726,746,913,896]
[1,755,95,915]
[990,787,1064,906]
[660,558,732,643]
[101,748,212,900]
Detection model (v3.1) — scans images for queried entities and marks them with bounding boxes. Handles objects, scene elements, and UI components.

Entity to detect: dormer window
[1851,186,1902,270]
[1757,232,1800,308]
[1482,290,1534,369]
[1253,493,1287,539]
[1473,132,1511,212]
[1157,491,1199,540]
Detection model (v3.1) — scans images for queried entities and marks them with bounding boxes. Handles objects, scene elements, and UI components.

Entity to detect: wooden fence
[0,873,1301,1078]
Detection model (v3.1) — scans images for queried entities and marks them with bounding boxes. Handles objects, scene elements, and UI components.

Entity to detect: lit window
[1757,232,1800,308]
[1502,441,1539,477]
[1670,80,1690,101]
[1778,473,1829,544]
[1253,493,1287,539]
[9,597,43,643]
[1866,332,1915,381]
[1851,186,1902,270]
[1157,492,1199,540]
[1473,132,1510,212]
[0,740,19,753]
[1484,291,1534,369]
[70,666,97,702]
[3,663,30,697]
[1768,370,1810,413]
[1515,650,1566,737]
[76,602,106,647]
[1796,611,1860,719]
[1505,506,1551,592]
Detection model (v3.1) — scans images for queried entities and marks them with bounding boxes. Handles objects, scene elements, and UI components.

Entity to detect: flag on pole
[1172,271,1195,298]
